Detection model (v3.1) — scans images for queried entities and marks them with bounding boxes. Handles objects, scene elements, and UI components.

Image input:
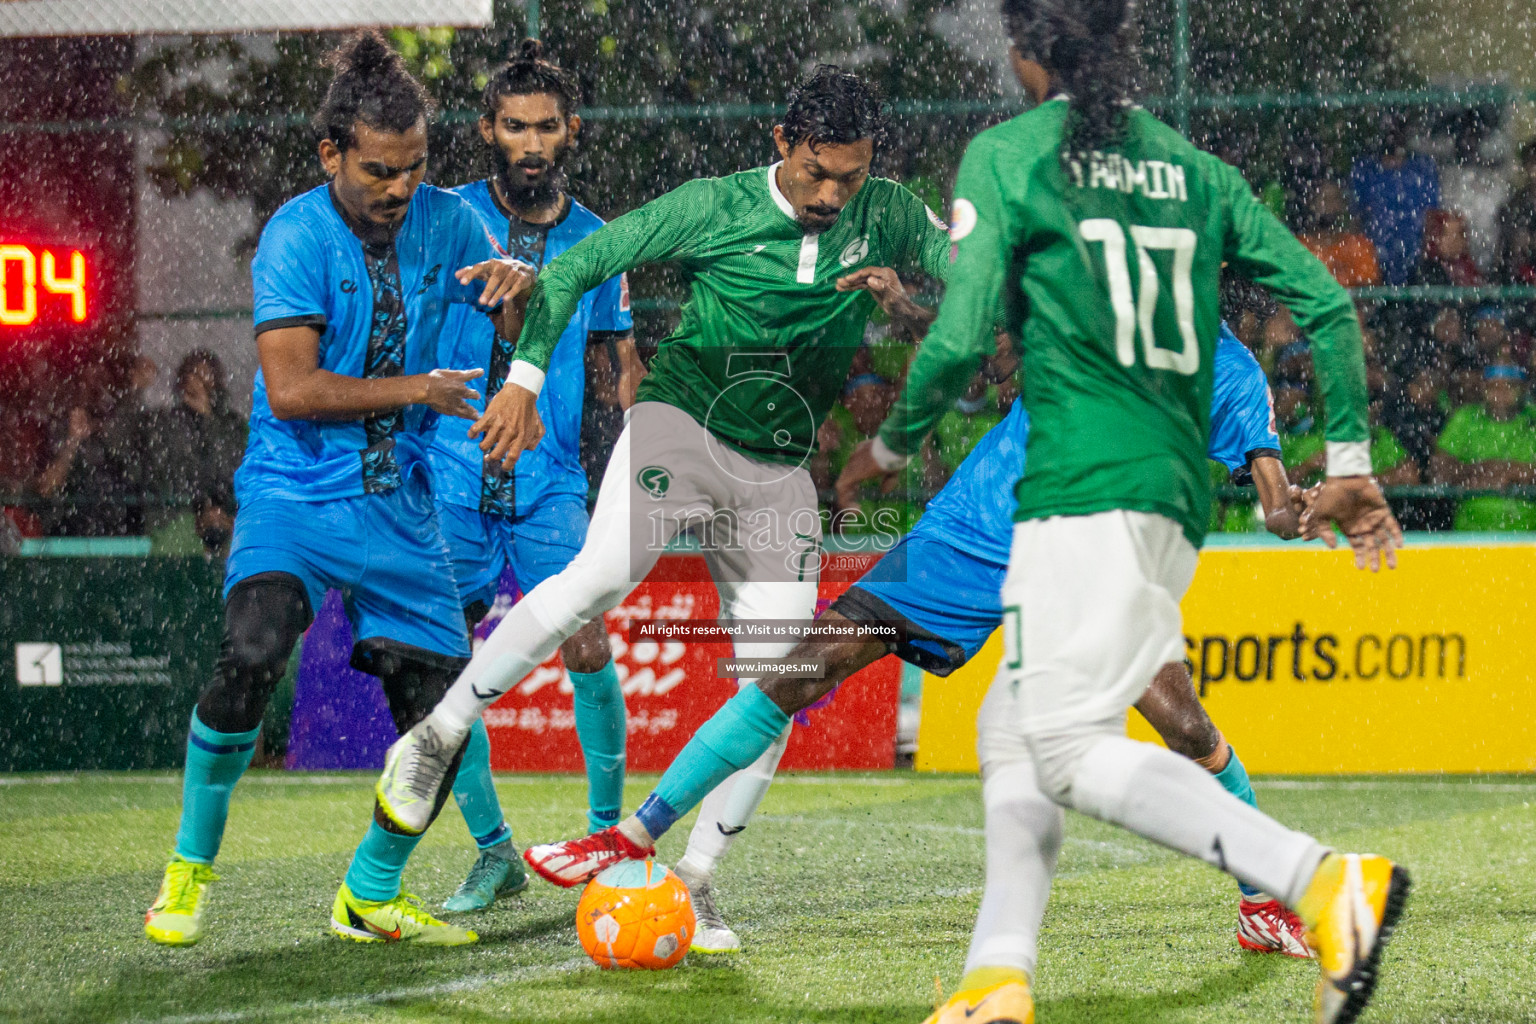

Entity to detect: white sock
[677,724,791,884]
[1068,736,1326,906]
[965,757,1063,977]
[435,582,586,738]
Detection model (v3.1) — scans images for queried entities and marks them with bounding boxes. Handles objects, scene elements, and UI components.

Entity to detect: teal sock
[344,821,423,902]
[173,710,259,864]
[639,685,790,839]
[570,661,627,833]
[1212,746,1264,898]
[451,720,512,848]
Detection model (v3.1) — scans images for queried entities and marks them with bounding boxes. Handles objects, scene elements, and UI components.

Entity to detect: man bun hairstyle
[779,64,890,154]
[482,38,584,119]
[316,30,433,151]
[1001,0,1137,165]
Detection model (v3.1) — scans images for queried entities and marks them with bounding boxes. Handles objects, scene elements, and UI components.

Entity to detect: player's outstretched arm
[1215,157,1399,568]
[259,325,483,421]
[512,177,723,387]
[1218,157,1373,473]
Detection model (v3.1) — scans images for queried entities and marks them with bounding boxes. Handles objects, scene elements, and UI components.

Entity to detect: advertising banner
[481,554,900,772]
[289,553,901,772]
[0,556,221,771]
[916,540,1536,775]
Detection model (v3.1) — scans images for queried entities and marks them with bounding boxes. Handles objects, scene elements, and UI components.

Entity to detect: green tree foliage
[123,0,1415,270]
[124,0,994,248]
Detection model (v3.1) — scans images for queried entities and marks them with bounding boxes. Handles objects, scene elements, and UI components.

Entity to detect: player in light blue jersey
[852,325,1285,673]
[523,315,1314,957]
[144,34,533,950]
[426,41,643,913]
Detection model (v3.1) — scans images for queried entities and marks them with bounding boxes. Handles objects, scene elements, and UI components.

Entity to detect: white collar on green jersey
[765,162,798,222]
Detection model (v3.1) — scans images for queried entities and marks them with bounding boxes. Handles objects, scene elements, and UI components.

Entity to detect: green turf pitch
[1,772,1532,1024]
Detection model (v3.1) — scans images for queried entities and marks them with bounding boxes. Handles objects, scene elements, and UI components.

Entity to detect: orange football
[575,859,695,970]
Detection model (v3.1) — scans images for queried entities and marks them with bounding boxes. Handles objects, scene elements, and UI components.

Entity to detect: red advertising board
[480,554,899,772]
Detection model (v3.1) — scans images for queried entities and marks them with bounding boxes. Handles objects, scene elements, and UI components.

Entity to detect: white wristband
[871,435,915,472]
[1325,440,1372,477]
[505,360,546,397]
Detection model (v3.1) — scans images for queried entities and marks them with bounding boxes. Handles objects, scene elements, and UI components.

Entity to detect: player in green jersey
[375,65,952,951]
[844,3,1407,1023]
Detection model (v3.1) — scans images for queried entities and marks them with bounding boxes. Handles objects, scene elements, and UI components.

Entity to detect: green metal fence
[4,7,1533,317]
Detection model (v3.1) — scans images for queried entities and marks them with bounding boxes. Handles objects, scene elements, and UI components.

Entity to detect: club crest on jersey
[637,465,671,499]
[839,236,870,268]
[949,199,978,242]
[417,263,441,294]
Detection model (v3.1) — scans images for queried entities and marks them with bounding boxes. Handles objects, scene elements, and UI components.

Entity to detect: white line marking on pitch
[130,959,587,1024]
[1257,779,1536,793]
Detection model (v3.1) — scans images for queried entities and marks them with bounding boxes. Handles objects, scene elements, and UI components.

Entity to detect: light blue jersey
[242,183,495,504]
[842,325,1279,674]
[430,182,632,517]
[914,324,1277,567]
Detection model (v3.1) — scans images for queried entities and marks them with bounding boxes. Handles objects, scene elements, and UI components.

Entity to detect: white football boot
[686,879,741,954]
[375,715,461,835]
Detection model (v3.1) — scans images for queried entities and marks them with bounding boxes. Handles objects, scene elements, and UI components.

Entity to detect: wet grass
[1,771,1532,1023]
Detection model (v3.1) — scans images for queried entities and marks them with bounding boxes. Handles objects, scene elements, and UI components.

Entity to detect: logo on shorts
[839,236,870,267]
[637,465,671,499]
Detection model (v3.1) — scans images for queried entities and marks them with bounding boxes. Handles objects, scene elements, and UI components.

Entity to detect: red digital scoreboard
[0,244,89,326]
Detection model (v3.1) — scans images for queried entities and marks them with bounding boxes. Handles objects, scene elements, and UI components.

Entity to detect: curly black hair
[314,30,433,152]
[778,65,889,154]
[1001,0,1138,164]
[482,38,584,119]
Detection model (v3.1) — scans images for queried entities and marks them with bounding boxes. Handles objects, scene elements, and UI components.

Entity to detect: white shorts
[544,401,820,660]
[989,510,1198,740]
[602,400,822,589]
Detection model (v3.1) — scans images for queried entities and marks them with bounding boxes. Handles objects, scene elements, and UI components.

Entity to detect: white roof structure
[0,0,494,36]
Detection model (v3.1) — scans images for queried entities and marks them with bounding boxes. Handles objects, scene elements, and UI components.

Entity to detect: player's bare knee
[757,673,834,716]
[1161,712,1221,761]
[1137,663,1221,760]
[561,620,613,675]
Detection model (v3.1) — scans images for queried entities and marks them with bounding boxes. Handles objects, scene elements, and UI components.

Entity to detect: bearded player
[427,40,643,913]
[376,65,956,953]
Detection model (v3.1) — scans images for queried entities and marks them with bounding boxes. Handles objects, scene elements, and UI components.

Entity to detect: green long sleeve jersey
[512,164,951,463]
[879,100,1368,548]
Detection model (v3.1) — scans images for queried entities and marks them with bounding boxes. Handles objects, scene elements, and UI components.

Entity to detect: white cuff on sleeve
[871,435,915,472]
[505,360,546,397]
[1325,440,1372,477]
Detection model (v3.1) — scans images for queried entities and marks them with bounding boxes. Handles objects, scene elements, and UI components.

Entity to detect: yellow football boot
[1297,853,1411,1024]
[145,856,219,947]
[330,883,478,946]
[921,978,1034,1024]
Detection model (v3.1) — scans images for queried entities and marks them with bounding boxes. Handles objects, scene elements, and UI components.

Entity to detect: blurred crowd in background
[6,115,1536,546]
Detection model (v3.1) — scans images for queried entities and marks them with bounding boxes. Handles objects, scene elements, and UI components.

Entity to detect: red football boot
[523,827,655,888]
[1237,896,1315,958]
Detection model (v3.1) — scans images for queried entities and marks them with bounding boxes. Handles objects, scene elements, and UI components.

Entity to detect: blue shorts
[435,494,590,611]
[225,473,470,660]
[831,531,1006,676]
